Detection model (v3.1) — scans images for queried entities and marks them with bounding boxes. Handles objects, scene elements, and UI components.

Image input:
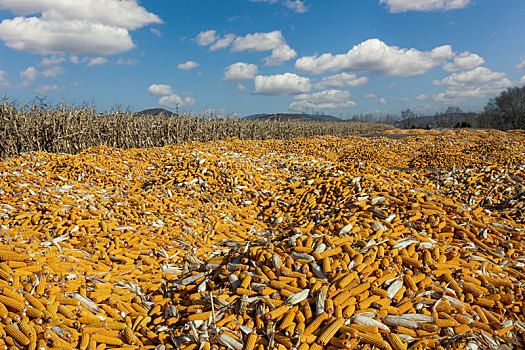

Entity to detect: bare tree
[400,108,415,129]
[484,86,525,129]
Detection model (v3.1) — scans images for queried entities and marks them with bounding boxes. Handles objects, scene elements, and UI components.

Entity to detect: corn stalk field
[1,103,525,349]
[0,103,392,158]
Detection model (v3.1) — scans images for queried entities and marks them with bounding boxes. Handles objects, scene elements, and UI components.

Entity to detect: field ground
[0,129,525,349]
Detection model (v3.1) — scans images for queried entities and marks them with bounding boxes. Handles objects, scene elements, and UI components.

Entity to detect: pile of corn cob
[0,130,524,349]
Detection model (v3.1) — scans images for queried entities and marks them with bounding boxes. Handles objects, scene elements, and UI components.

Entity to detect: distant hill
[399,112,482,129]
[135,108,177,117]
[244,113,342,122]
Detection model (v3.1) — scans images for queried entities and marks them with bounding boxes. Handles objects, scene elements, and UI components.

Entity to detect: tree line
[394,85,525,130]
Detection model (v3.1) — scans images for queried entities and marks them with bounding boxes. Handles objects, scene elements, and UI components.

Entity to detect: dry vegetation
[0,103,393,158]
[1,130,525,349]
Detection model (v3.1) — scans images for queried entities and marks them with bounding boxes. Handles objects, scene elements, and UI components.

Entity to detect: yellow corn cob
[5,324,30,346]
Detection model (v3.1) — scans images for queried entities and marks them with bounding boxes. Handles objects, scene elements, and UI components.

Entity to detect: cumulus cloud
[237,83,246,90]
[116,58,139,65]
[158,94,195,108]
[210,34,235,51]
[517,58,525,71]
[253,73,311,95]
[0,0,161,29]
[363,93,378,98]
[20,66,38,86]
[314,73,369,89]
[0,0,161,56]
[232,31,285,52]
[443,51,485,72]
[177,61,199,70]
[41,66,65,78]
[290,90,356,111]
[224,62,258,82]
[199,30,296,65]
[433,67,515,103]
[380,0,472,13]
[415,94,429,101]
[264,44,297,66]
[0,18,135,55]
[295,39,453,77]
[0,70,11,88]
[433,67,506,86]
[150,28,161,37]
[379,98,388,105]
[35,83,60,94]
[196,30,217,46]
[251,0,308,13]
[283,0,308,13]
[86,57,108,67]
[148,84,173,96]
[232,31,296,65]
[39,55,65,66]
[70,56,84,64]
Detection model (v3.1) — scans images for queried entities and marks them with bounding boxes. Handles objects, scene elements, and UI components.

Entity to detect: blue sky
[0,0,524,118]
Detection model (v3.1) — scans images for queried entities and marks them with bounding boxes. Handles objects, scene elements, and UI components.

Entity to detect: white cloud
[290,90,356,111]
[20,66,38,86]
[35,84,60,94]
[250,0,278,2]
[251,0,308,13]
[520,75,525,85]
[433,67,515,103]
[380,0,472,13]
[41,66,65,78]
[116,58,139,65]
[39,55,65,66]
[0,0,161,56]
[433,67,506,86]
[264,44,297,66]
[0,0,161,30]
[0,70,11,88]
[363,93,378,98]
[400,97,412,101]
[314,73,369,89]
[517,58,525,71]
[150,28,161,37]
[253,73,311,95]
[232,31,296,65]
[210,34,235,51]
[196,30,217,46]
[201,30,295,65]
[0,18,134,55]
[415,94,429,101]
[295,39,453,77]
[237,83,246,90]
[232,31,285,52]
[224,62,258,82]
[148,84,173,96]
[283,0,308,13]
[86,57,108,67]
[379,98,388,105]
[158,94,195,108]
[70,56,83,64]
[443,51,485,72]
[178,61,199,71]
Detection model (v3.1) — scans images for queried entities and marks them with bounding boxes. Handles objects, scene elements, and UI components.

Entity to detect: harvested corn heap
[0,130,524,350]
